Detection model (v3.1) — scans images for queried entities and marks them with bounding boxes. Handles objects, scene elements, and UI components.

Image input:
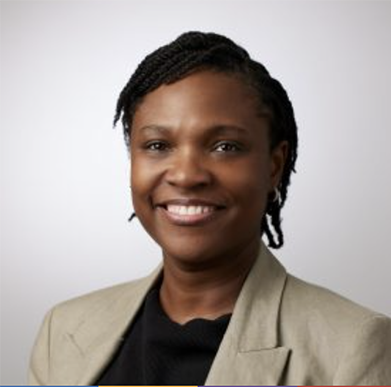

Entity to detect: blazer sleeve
[333,314,391,385]
[29,308,54,386]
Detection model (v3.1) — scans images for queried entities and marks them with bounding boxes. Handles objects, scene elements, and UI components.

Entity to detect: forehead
[132,70,266,132]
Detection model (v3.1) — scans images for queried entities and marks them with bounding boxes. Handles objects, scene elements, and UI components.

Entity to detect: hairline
[125,66,277,150]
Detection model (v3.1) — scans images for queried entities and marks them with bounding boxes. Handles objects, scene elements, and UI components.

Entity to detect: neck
[159,238,260,325]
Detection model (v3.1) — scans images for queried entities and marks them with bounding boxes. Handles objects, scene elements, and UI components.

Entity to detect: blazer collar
[59,266,163,385]
[60,241,289,385]
[205,241,290,385]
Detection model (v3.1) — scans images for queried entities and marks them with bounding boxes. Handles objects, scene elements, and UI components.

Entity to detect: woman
[29,31,391,385]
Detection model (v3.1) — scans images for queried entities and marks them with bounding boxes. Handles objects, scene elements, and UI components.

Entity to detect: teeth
[167,205,215,215]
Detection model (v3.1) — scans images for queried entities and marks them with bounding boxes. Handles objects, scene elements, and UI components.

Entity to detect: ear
[269,141,289,190]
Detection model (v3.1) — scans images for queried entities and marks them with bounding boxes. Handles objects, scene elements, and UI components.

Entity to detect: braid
[114,31,298,249]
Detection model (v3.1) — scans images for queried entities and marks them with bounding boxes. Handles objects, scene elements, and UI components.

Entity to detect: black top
[97,287,231,385]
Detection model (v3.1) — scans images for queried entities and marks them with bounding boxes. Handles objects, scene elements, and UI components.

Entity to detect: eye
[144,140,170,152]
[214,141,242,153]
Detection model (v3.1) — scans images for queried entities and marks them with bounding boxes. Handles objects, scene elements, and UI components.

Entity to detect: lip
[155,198,226,226]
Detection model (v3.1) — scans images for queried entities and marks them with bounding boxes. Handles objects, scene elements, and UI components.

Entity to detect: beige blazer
[29,242,391,385]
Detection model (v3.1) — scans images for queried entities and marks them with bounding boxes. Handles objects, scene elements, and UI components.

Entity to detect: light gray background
[1,0,390,384]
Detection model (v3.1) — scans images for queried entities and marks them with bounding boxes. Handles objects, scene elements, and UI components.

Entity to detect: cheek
[130,158,156,208]
[219,158,271,206]
[209,159,270,240]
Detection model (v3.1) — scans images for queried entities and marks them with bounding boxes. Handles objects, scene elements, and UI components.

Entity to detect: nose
[165,148,213,189]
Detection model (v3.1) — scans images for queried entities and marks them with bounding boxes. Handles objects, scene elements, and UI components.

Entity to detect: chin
[158,234,229,268]
[158,229,256,271]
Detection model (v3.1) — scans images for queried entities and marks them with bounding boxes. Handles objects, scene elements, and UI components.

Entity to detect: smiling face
[130,70,287,267]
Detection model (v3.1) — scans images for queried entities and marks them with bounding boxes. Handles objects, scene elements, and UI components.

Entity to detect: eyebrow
[138,124,251,137]
[138,125,170,135]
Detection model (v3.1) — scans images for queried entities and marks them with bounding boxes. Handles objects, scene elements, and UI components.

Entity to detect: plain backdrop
[1,0,391,384]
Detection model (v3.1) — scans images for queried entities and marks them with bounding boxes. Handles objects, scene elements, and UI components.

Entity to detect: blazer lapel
[51,266,163,385]
[205,348,290,385]
[205,242,291,386]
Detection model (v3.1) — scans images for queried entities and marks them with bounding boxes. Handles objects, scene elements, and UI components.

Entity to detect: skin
[130,70,288,324]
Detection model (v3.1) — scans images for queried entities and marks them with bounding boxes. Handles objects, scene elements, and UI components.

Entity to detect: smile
[167,204,214,215]
[156,201,225,226]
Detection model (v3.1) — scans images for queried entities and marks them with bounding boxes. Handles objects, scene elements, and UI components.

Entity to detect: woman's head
[114,31,298,250]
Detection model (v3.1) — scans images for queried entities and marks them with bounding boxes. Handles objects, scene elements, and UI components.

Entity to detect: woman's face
[130,70,287,266]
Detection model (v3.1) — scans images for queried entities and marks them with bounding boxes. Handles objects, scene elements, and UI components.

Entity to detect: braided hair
[114,31,298,249]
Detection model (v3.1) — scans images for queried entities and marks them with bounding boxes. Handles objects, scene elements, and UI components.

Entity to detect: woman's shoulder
[283,273,388,322]
[279,273,391,384]
[48,266,162,329]
[281,273,390,357]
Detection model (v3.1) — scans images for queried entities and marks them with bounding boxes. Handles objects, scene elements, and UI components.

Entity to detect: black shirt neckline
[97,286,231,385]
